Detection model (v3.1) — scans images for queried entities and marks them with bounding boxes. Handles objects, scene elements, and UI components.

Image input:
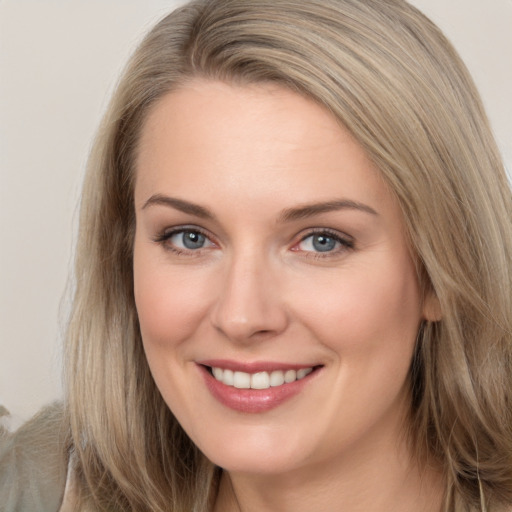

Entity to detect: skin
[133,80,443,511]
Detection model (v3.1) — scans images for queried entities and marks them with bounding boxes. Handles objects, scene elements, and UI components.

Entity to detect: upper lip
[197,359,322,373]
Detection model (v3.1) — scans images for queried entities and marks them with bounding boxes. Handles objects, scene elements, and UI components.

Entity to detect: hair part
[65,1,512,510]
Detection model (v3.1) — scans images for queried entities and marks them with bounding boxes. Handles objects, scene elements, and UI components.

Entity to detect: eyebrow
[142,194,216,219]
[141,194,378,221]
[278,200,378,222]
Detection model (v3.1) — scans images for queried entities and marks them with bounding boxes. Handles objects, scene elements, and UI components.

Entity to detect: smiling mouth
[199,362,323,413]
[206,366,320,390]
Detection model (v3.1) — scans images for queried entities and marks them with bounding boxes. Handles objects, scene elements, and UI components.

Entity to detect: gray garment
[0,403,68,512]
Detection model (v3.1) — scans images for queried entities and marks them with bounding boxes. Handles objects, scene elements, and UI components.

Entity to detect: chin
[209,449,305,476]
[191,421,318,476]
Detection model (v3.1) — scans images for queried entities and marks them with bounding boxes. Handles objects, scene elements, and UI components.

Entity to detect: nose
[210,249,289,343]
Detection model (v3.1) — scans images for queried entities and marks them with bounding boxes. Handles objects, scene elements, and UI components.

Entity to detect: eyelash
[153,226,214,256]
[293,228,354,259]
[153,226,354,258]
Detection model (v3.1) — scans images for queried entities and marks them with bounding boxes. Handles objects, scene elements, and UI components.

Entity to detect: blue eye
[171,230,209,250]
[296,231,352,254]
[160,229,214,251]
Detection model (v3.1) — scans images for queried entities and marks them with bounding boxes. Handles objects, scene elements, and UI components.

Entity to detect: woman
[2,0,511,510]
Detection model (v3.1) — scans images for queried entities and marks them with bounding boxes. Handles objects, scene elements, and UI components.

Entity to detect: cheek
[133,246,214,348]
[291,258,422,442]
[290,256,422,358]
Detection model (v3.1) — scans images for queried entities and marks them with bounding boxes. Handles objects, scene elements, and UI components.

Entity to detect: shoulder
[0,402,69,512]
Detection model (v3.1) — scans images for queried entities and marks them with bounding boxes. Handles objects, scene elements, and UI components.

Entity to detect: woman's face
[133,80,434,476]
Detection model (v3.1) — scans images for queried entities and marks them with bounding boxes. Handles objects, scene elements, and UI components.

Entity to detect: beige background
[1,0,511,428]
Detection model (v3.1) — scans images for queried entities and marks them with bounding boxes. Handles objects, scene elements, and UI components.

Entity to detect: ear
[422,290,442,322]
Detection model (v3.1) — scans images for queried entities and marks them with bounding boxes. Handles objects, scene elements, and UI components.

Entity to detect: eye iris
[312,234,336,252]
[183,231,205,249]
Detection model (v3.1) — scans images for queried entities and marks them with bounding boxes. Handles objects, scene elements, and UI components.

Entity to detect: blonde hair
[65,0,512,510]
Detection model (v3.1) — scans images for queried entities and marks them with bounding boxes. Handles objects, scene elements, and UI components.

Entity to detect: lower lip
[198,365,319,413]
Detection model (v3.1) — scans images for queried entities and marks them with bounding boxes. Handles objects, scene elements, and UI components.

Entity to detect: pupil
[313,235,336,252]
[183,231,205,249]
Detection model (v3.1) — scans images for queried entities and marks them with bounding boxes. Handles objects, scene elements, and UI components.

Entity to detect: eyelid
[291,228,354,255]
[152,225,353,258]
[153,225,217,253]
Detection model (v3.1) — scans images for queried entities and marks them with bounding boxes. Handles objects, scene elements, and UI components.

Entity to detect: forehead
[136,80,346,170]
[134,79,394,216]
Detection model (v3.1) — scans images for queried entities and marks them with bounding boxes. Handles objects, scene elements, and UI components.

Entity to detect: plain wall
[1,0,511,428]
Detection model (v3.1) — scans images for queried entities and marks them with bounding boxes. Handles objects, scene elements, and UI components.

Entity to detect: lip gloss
[197,363,319,413]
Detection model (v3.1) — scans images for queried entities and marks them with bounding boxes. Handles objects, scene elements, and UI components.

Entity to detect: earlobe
[422,291,442,322]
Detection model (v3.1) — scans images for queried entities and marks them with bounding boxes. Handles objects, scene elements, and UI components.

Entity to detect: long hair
[65,1,512,510]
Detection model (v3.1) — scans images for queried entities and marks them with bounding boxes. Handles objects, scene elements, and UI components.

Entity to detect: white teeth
[210,366,314,389]
[212,367,223,380]
[284,369,296,383]
[270,370,285,387]
[297,368,313,380]
[233,371,251,389]
[251,371,270,389]
[223,369,234,386]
